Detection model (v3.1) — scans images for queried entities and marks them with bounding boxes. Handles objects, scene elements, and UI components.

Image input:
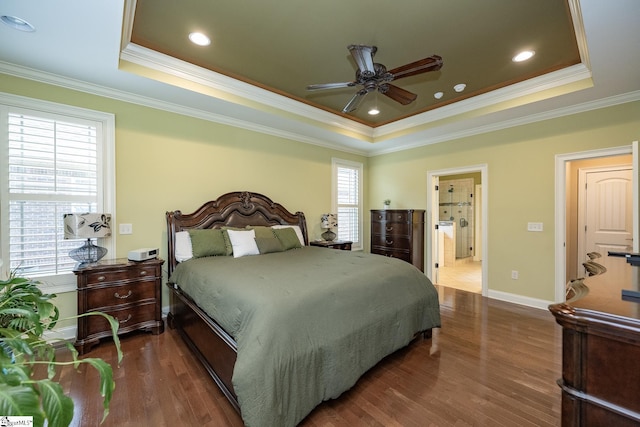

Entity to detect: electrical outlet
[511,270,519,279]
[119,223,133,235]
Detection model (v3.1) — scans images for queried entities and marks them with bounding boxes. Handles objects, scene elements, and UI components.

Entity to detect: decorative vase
[383,204,390,210]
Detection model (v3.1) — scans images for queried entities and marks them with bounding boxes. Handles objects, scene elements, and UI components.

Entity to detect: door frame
[427,164,488,296]
[554,143,638,303]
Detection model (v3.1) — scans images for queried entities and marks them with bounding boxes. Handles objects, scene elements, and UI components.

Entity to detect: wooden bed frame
[165,191,309,412]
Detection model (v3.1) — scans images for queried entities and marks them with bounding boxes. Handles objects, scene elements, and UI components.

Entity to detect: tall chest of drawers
[74,258,164,354]
[370,209,425,272]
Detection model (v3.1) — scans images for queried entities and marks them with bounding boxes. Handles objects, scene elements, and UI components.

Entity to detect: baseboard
[44,325,76,343]
[487,289,554,310]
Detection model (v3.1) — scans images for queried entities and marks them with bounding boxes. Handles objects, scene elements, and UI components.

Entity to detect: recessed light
[434,92,444,99]
[188,32,210,46]
[1,15,35,32]
[368,107,380,116]
[512,50,535,62]
[453,83,466,93]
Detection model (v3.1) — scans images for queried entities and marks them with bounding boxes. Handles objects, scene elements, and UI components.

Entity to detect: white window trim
[0,92,116,293]
[331,157,363,251]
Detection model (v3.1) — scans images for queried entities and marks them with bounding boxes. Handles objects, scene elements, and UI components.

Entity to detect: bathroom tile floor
[437,260,482,293]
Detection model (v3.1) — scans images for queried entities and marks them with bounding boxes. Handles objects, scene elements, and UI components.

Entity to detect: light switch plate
[527,222,543,232]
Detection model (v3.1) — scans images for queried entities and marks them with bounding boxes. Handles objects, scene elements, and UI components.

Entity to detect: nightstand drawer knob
[114,290,132,299]
[385,240,394,245]
[139,271,147,276]
[386,226,393,232]
[97,275,106,281]
[118,314,132,324]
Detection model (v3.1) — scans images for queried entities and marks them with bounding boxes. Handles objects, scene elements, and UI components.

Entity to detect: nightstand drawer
[86,302,157,336]
[83,280,157,311]
[83,265,158,286]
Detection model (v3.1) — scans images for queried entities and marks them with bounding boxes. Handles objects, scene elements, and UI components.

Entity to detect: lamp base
[321,229,336,242]
[69,239,107,263]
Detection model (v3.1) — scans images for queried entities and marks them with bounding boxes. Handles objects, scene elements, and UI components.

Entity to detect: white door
[579,167,633,273]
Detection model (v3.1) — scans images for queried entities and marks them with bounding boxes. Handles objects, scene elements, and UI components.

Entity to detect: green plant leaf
[80,358,115,423]
[38,379,74,427]
[0,383,45,426]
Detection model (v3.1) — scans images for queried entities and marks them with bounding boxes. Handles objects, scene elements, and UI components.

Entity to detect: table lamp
[63,213,111,263]
[321,213,338,241]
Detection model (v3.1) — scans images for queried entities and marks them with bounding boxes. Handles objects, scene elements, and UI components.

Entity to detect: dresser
[74,258,164,354]
[370,209,425,271]
[549,254,640,426]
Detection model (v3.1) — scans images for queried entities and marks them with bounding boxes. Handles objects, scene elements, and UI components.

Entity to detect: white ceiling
[0,0,639,156]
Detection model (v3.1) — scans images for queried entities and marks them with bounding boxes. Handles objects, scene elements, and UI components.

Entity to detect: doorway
[427,164,488,296]
[555,144,637,303]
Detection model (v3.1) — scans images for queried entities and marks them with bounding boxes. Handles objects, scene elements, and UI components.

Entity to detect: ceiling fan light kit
[307,45,443,114]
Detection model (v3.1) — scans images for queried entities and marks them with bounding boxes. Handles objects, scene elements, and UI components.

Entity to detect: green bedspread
[170,246,441,427]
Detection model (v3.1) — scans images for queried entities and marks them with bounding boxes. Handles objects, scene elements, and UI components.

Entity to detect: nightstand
[310,240,353,251]
[74,258,164,354]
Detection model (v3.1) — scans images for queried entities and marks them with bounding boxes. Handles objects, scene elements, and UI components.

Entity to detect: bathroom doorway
[427,165,488,295]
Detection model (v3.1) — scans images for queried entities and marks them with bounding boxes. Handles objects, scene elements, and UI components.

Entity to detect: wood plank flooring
[57,286,561,426]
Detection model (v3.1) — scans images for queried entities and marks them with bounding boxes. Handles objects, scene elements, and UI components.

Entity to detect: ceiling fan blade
[387,55,443,80]
[343,89,368,113]
[348,45,377,78]
[380,84,418,105]
[306,82,356,91]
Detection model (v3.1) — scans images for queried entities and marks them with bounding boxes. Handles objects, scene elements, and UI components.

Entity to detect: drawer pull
[385,239,394,245]
[118,314,132,324]
[386,226,393,232]
[139,270,147,276]
[378,215,383,220]
[97,275,106,281]
[114,290,132,299]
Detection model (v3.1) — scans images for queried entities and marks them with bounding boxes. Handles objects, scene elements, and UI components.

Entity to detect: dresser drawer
[82,265,158,286]
[86,302,157,336]
[82,280,157,310]
[371,247,412,262]
[372,211,409,223]
[371,221,410,236]
[371,234,412,250]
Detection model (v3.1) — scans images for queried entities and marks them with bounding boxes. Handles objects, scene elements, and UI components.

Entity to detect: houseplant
[0,270,122,427]
[383,199,391,209]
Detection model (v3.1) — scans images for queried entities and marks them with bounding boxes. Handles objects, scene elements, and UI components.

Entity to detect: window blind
[7,112,100,276]
[334,162,362,246]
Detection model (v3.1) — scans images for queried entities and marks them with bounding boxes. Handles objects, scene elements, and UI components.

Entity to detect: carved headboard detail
[166,191,308,275]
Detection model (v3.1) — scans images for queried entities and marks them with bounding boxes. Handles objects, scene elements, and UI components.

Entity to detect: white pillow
[175,231,193,262]
[227,229,260,258]
[271,225,305,246]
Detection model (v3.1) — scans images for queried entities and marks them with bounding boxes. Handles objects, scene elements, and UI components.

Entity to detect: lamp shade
[63,213,112,239]
[320,213,338,229]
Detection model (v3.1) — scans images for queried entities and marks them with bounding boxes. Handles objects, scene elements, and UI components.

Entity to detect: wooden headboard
[166,191,308,276]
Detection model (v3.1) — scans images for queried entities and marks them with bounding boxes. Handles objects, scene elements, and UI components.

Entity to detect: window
[332,158,363,250]
[0,93,115,291]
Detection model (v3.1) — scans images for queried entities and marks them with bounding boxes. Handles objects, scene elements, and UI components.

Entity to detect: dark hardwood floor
[58,286,562,426]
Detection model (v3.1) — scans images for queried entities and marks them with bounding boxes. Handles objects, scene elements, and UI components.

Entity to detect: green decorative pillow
[274,227,303,250]
[188,229,227,258]
[246,225,276,239]
[254,237,284,254]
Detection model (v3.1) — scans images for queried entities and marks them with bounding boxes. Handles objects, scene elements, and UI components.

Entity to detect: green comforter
[170,246,440,427]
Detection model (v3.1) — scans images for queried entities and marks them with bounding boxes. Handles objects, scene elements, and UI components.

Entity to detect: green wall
[2,73,639,319]
[368,101,640,301]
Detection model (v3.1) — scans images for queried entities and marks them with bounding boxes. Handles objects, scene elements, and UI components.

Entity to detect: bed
[165,191,441,427]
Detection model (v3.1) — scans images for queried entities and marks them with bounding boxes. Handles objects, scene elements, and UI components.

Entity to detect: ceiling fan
[306,45,443,113]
